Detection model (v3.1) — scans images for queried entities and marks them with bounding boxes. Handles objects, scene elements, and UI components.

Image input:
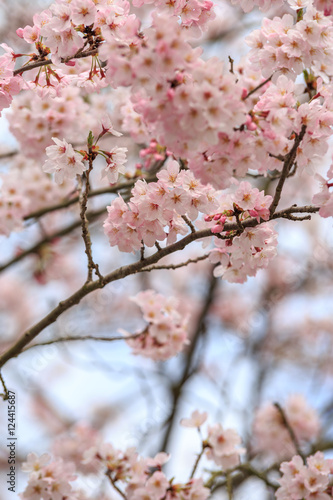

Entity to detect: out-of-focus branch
[23,179,138,221]
[274,402,305,461]
[0,207,106,273]
[159,271,218,453]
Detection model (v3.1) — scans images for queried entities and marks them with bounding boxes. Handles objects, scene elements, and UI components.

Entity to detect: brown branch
[0,149,18,159]
[78,153,104,283]
[269,125,307,217]
[142,254,210,272]
[13,48,99,76]
[243,76,272,100]
[159,271,218,452]
[190,444,208,479]
[0,204,320,370]
[238,464,278,490]
[22,333,141,352]
[182,215,196,233]
[106,472,127,500]
[0,204,319,275]
[206,463,278,492]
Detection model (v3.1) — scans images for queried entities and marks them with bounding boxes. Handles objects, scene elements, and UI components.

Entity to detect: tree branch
[159,271,218,452]
[141,254,210,272]
[22,333,141,352]
[0,204,320,370]
[269,125,307,217]
[13,48,99,76]
[78,152,104,283]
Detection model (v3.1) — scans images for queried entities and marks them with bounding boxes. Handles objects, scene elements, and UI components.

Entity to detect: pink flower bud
[212,224,224,233]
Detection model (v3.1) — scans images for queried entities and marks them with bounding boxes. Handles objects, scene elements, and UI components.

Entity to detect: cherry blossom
[253,394,321,458]
[101,146,128,184]
[276,452,333,500]
[43,137,87,184]
[122,290,189,361]
[180,410,208,428]
[206,423,245,469]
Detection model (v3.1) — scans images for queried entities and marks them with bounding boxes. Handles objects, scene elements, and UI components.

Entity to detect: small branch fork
[13,48,99,77]
[269,125,307,217]
[79,149,104,284]
[0,203,320,371]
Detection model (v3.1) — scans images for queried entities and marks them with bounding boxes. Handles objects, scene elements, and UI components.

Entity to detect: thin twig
[142,254,210,272]
[228,56,234,74]
[106,472,127,500]
[190,444,208,479]
[78,152,104,283]
[22,333,141,352]
[243,76,272,100]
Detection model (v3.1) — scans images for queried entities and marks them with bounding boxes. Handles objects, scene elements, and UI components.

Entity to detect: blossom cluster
[101,13,247,161]
[84,444,209,500]
[206,423,246,469]
[20,452,77,500]
[103,159,218,253]
[204,181,277,283]
[187,72,331,188]
[231,0,332,13]
[253,394,321,458]
[43,137,86,184]
[209,222,278,282]
[181,410,245,470]
[122,289,189,361]
[276,452,333,500]
[131,0,215,31]
[246,2,333,81]
[7,87,98,158]
[0,157,74,235]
